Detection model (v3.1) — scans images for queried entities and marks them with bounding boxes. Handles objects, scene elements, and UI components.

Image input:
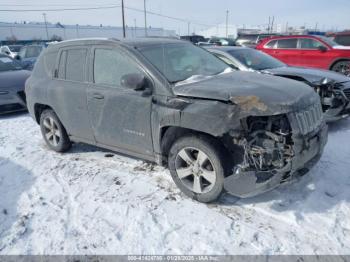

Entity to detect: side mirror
[15,55,21,60]
[318,46,327,52]
[120,73,147,91]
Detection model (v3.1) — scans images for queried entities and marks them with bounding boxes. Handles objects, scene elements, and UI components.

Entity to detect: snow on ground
[0,112,350,255]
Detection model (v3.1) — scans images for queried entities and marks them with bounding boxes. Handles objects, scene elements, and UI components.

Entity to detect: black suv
[26,38,328,202]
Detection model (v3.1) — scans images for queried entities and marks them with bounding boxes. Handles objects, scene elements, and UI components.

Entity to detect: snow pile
[0,113,349,255]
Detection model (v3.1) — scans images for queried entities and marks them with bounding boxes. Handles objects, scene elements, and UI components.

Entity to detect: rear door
[272,38,299,65]
[48,47,94,142]
[86,45,154,156]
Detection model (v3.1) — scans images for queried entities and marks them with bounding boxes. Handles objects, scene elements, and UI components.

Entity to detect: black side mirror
[15,55,21,60]
[318,46,327,52]
[121,73,147,91]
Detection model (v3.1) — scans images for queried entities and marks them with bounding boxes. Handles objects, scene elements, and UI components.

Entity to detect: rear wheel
[332,60,350,76]
[168,135,225,203]
[40,109,71,152]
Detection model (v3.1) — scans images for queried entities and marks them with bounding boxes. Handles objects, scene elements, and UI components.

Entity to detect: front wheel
[332,61,350,77]
[168,135,225,203]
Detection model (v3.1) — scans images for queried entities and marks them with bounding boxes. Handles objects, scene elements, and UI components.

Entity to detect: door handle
[92,93,104,99]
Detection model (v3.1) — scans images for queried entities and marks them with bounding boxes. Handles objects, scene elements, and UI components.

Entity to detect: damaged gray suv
[26,38,328,202]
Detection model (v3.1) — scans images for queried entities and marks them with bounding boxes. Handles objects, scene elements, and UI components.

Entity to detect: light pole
[144,0,148,36]
[76,24,79,38]
[121,0,126,38]
[225,10,229,37]
[42,13,49,40]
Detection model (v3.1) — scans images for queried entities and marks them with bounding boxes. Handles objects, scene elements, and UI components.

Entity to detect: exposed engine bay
[235,115,294,173]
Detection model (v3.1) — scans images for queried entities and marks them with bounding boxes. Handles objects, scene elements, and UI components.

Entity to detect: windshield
[0,56,22,71]
[317,36,338,47]
[228,49,286,70]
[139,43,230,83]
[23,46,43,58]
[8,45,23,52]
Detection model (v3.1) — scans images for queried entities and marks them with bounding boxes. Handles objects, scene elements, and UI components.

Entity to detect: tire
[331,60,350,77]
[40,109,71,152]
[168,135,225,203]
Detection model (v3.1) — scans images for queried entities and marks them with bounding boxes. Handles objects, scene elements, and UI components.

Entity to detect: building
[197,23,238,39]
[0,21,176,42]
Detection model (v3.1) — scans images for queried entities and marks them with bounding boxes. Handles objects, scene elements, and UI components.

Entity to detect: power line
[0,4,216,28]
[0,5,120,12]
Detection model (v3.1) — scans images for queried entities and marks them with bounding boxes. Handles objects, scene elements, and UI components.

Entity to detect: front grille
[343,88,350,100]
[295,102,323,135]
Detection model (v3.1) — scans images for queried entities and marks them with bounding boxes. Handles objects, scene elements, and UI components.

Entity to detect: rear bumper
[0,89,27,114]
[224,123,328,198]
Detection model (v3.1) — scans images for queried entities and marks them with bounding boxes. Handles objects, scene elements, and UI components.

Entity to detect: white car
[0,45,23,58]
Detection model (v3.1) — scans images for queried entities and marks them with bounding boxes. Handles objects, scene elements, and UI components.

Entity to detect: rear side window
[93,48,142,87]
[58,51,67,79]
[44,51,58,76]
[277,39,297,49]
[58,48,87,82]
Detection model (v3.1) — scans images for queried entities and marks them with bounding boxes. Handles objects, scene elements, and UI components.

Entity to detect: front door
[297,38,333,69]
[87,46,154,156]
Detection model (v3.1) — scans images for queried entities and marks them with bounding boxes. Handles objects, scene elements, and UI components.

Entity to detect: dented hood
[173,71,317,112]
[263,66,350,85]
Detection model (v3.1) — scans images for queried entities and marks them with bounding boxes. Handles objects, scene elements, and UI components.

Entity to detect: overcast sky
[1,0,350,33]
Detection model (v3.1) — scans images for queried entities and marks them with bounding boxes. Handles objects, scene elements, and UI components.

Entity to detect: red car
[256,35,350,76]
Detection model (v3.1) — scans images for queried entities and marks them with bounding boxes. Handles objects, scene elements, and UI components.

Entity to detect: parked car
[208,37,236,46]
[207,46,350,122]
[26,38,327,202]
[0,54,30,113]
[332,32,350,46]
[16,45,45,70]
[235,34,278,48]
[0,45,23,58]
[256,35,350,77]
[180,35,206,44]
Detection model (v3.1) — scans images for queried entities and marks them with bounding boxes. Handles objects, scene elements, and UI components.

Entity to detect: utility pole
[134,19,137,38]
[268,16,271,33]
[144,0,148,36]
[121,0,126,38]
[225,10,229,37]
[271,16,275,33]
[42,13,49,40]
[187,22,190,35]
[76,24,79,38]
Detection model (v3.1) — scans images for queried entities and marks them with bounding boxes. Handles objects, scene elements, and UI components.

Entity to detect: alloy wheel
[333,61,350,77]
[175,147,217,194]
[43,116,61,146]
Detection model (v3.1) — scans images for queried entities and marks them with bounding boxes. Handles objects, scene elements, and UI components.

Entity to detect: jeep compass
[25,38,328,202]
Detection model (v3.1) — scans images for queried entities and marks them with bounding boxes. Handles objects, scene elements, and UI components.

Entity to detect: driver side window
[299,38,326,49]
[93,48,142,87]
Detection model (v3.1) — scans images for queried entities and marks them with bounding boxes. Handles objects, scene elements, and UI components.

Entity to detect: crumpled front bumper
[223,122,328,198]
